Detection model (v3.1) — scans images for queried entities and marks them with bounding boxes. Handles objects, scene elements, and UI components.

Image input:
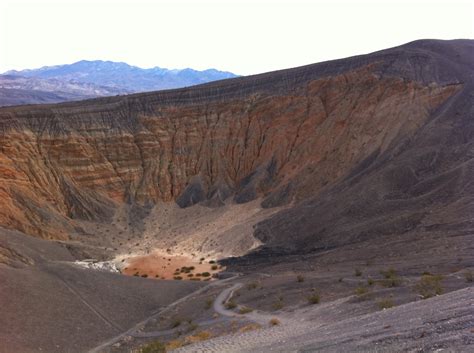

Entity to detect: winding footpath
[87,274,242,353]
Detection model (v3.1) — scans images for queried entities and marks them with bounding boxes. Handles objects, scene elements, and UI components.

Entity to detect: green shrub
[378,277,402,288]
[367,278,374,286]
[137,341,166,353]
[354,286,370,300]
[204,298,213,309]
[297,275,305,283]
[416,274,443,299]
[307,293,320,304]
[380,268,397,279]
[464,270,473,283]
[239,306,253,314]
[378,268,402,287]
[211,265,218,270]
[272,300,284,310]
[247,281,259,290]
[225,300,237,310]
[377,298,394,310]
[171,319,182,328]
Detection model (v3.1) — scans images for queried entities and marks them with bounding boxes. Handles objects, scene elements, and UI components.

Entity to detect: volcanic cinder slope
[0,39,473,353]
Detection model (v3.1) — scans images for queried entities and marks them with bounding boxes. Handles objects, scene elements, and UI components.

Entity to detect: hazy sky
[0,0,472,75]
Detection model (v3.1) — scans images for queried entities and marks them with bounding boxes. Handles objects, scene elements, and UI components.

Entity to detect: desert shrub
[209,260,216,264]
[187,273,194,277]
[354,286,370,300]
[190,278,201,281]
[377,298,394,310]
[239,323,262,333]
[137,341,166,353]
[464,270,473,283]
[225,300,237,310]
[211,265,218,270]
[185,330,212,344]
[171,319,182,328]
[188,322,198,331]
[272,300,284,310]
[380,268,397,279]
[205,298,213,309]
[415,274,443,299]
[201,272,211,277]
[165,340,183,350]
[173,276,183,280]
[239,306,253,314]
[379,277,402,288]
[200,257,205,261]
[307,293,320,304]
[247,281,259,290]
[355,268,362,277]
[269,318,280,326]
[367,278,375,286]
[141,274,148,278]
[338,278,343,282]
[378,268,402,287]
[297,275,305,283]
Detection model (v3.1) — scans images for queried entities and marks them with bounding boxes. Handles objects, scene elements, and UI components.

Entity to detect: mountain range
[0,60,237,106]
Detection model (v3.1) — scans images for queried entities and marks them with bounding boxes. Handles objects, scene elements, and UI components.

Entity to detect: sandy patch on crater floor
[120,250,223,281]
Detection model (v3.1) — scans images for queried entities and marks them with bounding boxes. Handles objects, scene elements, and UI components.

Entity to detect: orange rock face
[0,62,460,239]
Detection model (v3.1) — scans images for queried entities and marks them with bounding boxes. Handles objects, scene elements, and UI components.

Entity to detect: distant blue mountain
[1,61,238,106]
[6,60,238,92]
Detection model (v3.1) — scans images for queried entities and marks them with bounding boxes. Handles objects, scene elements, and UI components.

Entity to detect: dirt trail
[87,275,241,353]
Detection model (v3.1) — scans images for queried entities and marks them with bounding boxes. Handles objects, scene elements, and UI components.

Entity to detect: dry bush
[272,300,284,310]
[307,293,320,304]
[415,274,443,299]
[464,270,473,283]
[239,323,262,333]
[247,281,259,290]
[238,306,253,314]
[185,331,212,344]
[269,318,280,326]
[377,298,394,310]
[136,341,166,353]
[204,298,213,309]
[225,300,237,310]
[165,340,184,350]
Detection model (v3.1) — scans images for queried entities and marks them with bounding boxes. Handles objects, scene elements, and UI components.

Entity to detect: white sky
[0,0,472,75]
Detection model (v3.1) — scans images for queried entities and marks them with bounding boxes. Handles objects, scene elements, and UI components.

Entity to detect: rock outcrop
[0,39,471,241]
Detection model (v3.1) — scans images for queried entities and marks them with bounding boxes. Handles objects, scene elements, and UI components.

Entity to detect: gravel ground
[174,287,474,352]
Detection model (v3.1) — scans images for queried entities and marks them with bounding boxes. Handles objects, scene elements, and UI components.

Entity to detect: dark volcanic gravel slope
[245,39,474,255]
[0,229,203,353]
